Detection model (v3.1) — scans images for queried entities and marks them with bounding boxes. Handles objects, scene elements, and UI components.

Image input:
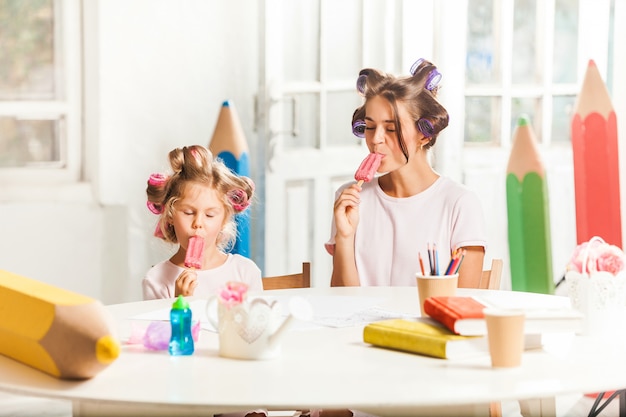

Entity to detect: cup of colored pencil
[419,245,465,276]
[416,273,458,317]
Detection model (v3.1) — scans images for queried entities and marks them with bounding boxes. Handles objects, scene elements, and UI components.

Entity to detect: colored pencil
[571,59,622,247]
[452,250,465,275]
[444,249,464,276]
[427,243,434,275]
[418,252,426,276]
[208,100,251,257]
[506,115,554,294]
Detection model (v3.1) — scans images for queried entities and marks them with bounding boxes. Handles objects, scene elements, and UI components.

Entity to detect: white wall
[0,0,259,304]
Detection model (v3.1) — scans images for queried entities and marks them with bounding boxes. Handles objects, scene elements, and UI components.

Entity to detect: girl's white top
[142,253,262,300]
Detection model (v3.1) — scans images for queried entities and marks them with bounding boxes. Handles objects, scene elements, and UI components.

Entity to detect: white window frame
[0,0,82,198]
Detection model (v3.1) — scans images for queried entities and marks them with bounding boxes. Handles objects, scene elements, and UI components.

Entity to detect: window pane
[0,116,61,167]
[282,0,320,82]
[284,93,319,149]
[512,0,537,84]
[327,91,362,147]
[0,0,56,100]
[511,97,542,143]
[553,0,579,83]
[465,96,499,144]
[325,0,362,80]
[551,95,576,143]
[466,0,497,84]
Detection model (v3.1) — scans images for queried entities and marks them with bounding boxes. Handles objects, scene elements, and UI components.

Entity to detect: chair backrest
[478,259,503,290]
[262,262,311,290]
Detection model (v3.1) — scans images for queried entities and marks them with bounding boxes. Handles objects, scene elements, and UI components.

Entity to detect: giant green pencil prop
[506,116,554,294]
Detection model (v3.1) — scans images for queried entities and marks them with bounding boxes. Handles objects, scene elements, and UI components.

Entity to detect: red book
[423,296,486,334]
[424,295,584,336]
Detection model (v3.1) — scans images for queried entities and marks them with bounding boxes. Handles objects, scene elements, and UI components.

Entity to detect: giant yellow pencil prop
[0,270,120,379]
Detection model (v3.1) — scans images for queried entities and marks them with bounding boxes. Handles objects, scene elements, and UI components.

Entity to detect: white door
[255,0,418,286]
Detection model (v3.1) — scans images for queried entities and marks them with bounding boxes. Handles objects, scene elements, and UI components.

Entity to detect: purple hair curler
[417,118,435,138]
[352,119,366,138]
[356,74,368,96]
[409,58,442,91]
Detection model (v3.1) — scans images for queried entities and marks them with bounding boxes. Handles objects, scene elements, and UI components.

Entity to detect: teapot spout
[268,296,313,347]
[268,315,295,347]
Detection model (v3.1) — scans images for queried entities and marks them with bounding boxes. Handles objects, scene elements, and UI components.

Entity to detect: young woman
[143,145,261,300]
[327,59,487,288]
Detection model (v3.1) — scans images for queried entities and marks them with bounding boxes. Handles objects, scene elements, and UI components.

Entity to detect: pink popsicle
[355,152,384,185]
[185,236,205,269]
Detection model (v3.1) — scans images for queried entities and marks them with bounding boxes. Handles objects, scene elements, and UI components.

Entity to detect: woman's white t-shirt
[326,176,487,286]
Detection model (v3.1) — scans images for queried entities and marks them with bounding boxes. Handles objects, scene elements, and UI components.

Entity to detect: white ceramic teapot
[206,296,298,360]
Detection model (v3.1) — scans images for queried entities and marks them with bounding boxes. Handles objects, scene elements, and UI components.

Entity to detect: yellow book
[363,319,486,359]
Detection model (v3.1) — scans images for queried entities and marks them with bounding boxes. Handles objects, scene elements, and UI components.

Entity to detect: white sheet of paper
[129,295,415,331]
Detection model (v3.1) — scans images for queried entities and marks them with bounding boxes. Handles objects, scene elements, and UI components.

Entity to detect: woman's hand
[333,183,362,239]
[175,270,198,297]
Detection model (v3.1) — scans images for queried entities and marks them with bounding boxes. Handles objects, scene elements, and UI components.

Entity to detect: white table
[1,286,625,417]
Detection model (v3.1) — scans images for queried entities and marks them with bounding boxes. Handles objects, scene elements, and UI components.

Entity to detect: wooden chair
[262,262,311,290]
[479,258,503,290]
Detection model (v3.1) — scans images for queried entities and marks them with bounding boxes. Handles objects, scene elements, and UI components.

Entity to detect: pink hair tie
[147,201,163,214]
[227,189,250,212]
[148,173,168,186]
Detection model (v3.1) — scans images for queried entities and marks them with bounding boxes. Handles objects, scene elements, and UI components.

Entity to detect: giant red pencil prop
[572,60,622,247]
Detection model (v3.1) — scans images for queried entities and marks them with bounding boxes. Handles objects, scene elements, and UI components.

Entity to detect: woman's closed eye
[365,127,395,132]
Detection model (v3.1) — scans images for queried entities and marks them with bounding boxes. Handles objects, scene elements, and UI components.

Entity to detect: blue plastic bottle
[169,295,194,356]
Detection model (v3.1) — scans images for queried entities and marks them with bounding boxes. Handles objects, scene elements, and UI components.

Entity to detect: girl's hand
[175,270,198,297]
[333,183,361,239]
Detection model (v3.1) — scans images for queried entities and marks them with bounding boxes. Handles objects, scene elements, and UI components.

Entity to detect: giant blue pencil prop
[208,100,251,257]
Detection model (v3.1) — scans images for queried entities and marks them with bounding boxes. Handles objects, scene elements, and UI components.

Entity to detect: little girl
[142,144,262,300]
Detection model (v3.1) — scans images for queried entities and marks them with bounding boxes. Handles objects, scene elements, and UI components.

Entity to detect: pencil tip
[517,114,530,127]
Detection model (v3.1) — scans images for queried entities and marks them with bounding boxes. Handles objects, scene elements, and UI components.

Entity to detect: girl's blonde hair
[146,145,254,252]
